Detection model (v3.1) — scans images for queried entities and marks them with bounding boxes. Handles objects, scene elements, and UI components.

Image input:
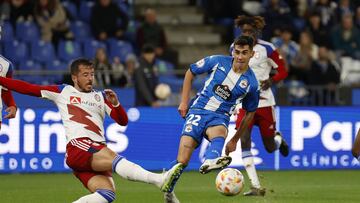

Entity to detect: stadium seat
[18,60,44,84]
[79,1,95,22]
[57,40,82,61]
[1,21,14,42]
[82,39,107,59]
[15,21,40,43]
[46,60,68,83]
[70,21,92,42]
[31,41,56,64]
[3,40,29,63]
[62,1,78,20]
[107,39,134,62]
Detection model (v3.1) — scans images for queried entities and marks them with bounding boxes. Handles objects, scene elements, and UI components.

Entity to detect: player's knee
[107,149,118,158]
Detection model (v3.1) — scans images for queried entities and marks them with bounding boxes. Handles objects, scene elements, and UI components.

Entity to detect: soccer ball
[155,83,171,100]
[215,168,244,196]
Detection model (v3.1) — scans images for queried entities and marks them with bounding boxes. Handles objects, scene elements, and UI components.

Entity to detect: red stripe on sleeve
[0,76,60,97]
[269,50,288,83]
[104,98,128,126]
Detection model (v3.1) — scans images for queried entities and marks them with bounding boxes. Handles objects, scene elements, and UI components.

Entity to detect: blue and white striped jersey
[189,55,259,116]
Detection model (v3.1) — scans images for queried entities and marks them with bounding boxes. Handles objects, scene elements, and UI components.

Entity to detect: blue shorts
[181,109,230,145]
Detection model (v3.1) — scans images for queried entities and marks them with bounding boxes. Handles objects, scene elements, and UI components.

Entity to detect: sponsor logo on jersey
[239,79,248,88]
[213,84,232,101]
[195,58,205,68]
[94,94,101,102]
[185,124,193,132]
[70,96,81,104]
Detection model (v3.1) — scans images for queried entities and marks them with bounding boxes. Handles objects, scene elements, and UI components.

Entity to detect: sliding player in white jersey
[162,36,260,202]
[230,15,289,196]
[0,55,17,129]
[0,58,179,203]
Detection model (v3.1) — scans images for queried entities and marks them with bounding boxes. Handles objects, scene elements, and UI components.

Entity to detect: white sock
[242,151,261,188]
[72,192,108,203]
[274,134,282,149]
[113,158,163,188]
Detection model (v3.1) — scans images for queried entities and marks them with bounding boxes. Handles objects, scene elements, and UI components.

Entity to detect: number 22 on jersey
[186,114,201,126]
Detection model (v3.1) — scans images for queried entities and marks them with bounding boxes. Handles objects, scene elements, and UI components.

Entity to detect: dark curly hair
[234,15,265,37]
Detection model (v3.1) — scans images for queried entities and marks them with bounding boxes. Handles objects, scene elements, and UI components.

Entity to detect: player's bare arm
[178,69,195,118]
[225,111,255,155]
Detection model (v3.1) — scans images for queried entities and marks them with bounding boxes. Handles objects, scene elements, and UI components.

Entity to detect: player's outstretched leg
[275,131,289,157]
[199,137,232,174]
[112,155,165,188]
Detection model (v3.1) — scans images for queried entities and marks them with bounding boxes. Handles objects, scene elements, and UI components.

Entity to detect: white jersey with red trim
[0,55,13,121]
[41,84,112,143]
[249,39,278,107]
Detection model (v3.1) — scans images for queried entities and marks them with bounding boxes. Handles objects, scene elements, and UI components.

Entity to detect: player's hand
[260,78,273,90]
[4,106,17,119]
[178,102,188,118]
[104,89,119,106]
[225,139,237,155]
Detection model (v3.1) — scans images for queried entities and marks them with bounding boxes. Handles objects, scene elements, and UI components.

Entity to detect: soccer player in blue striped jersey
[161,35,260,199]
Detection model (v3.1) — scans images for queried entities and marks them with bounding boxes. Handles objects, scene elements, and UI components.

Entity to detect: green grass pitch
[1,170,359,203]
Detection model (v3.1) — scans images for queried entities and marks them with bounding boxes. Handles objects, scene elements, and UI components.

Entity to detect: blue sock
[96,189,116,202]
[112,155,124,172]
[205,137,225,159]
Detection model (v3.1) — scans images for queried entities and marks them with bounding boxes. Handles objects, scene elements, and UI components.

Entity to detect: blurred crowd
[1,0,360,106]
[202,0,360,105]
[0,0,180,106]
